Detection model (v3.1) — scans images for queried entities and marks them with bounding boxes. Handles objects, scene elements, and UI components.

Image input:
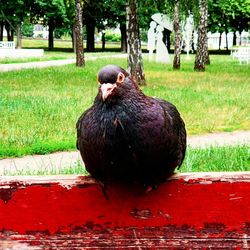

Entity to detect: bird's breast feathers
[85,100,169,146]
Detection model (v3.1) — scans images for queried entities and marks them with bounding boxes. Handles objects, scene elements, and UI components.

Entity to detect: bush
[22,22,34,37]
[54,28,72,39]
[105,32,121,42]
[140,30,147,43]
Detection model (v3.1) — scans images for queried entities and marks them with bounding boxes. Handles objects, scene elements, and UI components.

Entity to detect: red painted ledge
[0,172,249,249]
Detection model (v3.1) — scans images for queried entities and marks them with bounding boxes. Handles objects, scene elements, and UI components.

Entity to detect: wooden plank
[0,172,249,249]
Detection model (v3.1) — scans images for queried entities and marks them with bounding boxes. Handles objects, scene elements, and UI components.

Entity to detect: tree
[35,0,67,50]
[83,0,106,52]
[0,0,30,46]
[164,0,200,70]
[75,0,84,67]
[229,0,250,45]
[0,6,15,41]
[107,0,127,52]
[194,0,209,71]
[173,0,181,70]
[64,0,77,51]
[0,22,3,41]
[204,0,210,64]
[126,0,145,85]
[208,0,250,48]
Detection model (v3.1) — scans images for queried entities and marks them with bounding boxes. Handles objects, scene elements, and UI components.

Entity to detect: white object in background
[147,21,157,61]
[155,25,170,64]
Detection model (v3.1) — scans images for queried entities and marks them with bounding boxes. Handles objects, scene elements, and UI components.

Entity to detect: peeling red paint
[0,187,17,203]
[0,173,249,248]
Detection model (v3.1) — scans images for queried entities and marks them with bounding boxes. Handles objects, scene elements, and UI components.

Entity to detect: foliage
[34,0,67,27]
[0,55,249,158]
[105,31,121,42]
[138,0,166,29]
[101,0,126,29]
[54,27,69,39]
[1,0,249,52]
[21,19,34,37]
[208,0,250,34]
[0,0,32,33]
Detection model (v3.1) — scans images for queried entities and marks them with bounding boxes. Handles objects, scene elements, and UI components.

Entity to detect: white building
[33,24,49,39]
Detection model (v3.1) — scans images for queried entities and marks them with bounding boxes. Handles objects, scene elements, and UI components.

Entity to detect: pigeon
[76,65,186,192]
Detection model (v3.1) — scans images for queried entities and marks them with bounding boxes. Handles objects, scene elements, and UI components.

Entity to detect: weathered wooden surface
[0,172,249,249]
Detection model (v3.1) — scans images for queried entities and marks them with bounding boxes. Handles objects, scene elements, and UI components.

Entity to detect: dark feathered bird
[76,65,186,191]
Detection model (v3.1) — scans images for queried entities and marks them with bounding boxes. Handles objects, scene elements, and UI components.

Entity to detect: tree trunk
[225,30,228,51]
[233,31,236,46]
[86,17,95,52]
[16,22,22,49]
[204,0,210,65]
[173,1,181,70]
[75,0,85,67]
[48,21,54,50]
[101,31,105,51]
[10,30,14,41]
[5,24,13,41]
[191,30,195,52]
[126,0,145,85]
[219,32,222,50]
[0,22,3,41]
[239,31,242,45]
[194,0,207,71]
[120,23,127,53]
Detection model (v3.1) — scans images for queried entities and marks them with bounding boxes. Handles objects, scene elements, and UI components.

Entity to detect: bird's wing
[155,98,187,167]
[76,113,85,150]
[76,107,94,151]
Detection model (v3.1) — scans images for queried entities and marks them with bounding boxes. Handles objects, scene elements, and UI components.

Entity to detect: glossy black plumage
[76,65,186,188]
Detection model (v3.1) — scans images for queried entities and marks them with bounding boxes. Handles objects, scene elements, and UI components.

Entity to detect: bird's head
[97,65,138,102]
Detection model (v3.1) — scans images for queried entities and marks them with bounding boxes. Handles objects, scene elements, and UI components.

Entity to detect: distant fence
[0,41,15,49]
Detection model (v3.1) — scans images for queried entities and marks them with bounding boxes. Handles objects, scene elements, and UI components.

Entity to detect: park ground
[0,39,249,175]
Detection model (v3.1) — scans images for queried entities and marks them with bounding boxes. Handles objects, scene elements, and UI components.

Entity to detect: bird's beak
[101,83,117,101]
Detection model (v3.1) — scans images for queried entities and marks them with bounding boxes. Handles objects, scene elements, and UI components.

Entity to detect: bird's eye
[116,72,125,84]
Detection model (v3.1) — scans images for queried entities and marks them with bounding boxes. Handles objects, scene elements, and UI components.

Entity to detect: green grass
[2,146,249,175]
[180,145,249,172]
[0,50,119,64]
[4,160,88,176]
[0,51,75,64]
[0,37,121,64]
[0,55,249,159]
[20,37,123,51]
[142,54,250,134]
[0,37,140,64]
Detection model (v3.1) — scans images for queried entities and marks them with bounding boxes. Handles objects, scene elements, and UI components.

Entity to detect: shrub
[22,21,34,37]
[105,32,121,42]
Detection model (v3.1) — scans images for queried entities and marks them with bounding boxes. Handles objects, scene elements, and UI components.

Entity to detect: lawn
[0,54,249,161]
[0,37,122,64]
[0,38,140,64]
[180,145,249,172]
[0,51,120,64]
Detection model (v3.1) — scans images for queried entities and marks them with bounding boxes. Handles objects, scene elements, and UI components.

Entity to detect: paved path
[0,54,127,72]
[0,131,249,175]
